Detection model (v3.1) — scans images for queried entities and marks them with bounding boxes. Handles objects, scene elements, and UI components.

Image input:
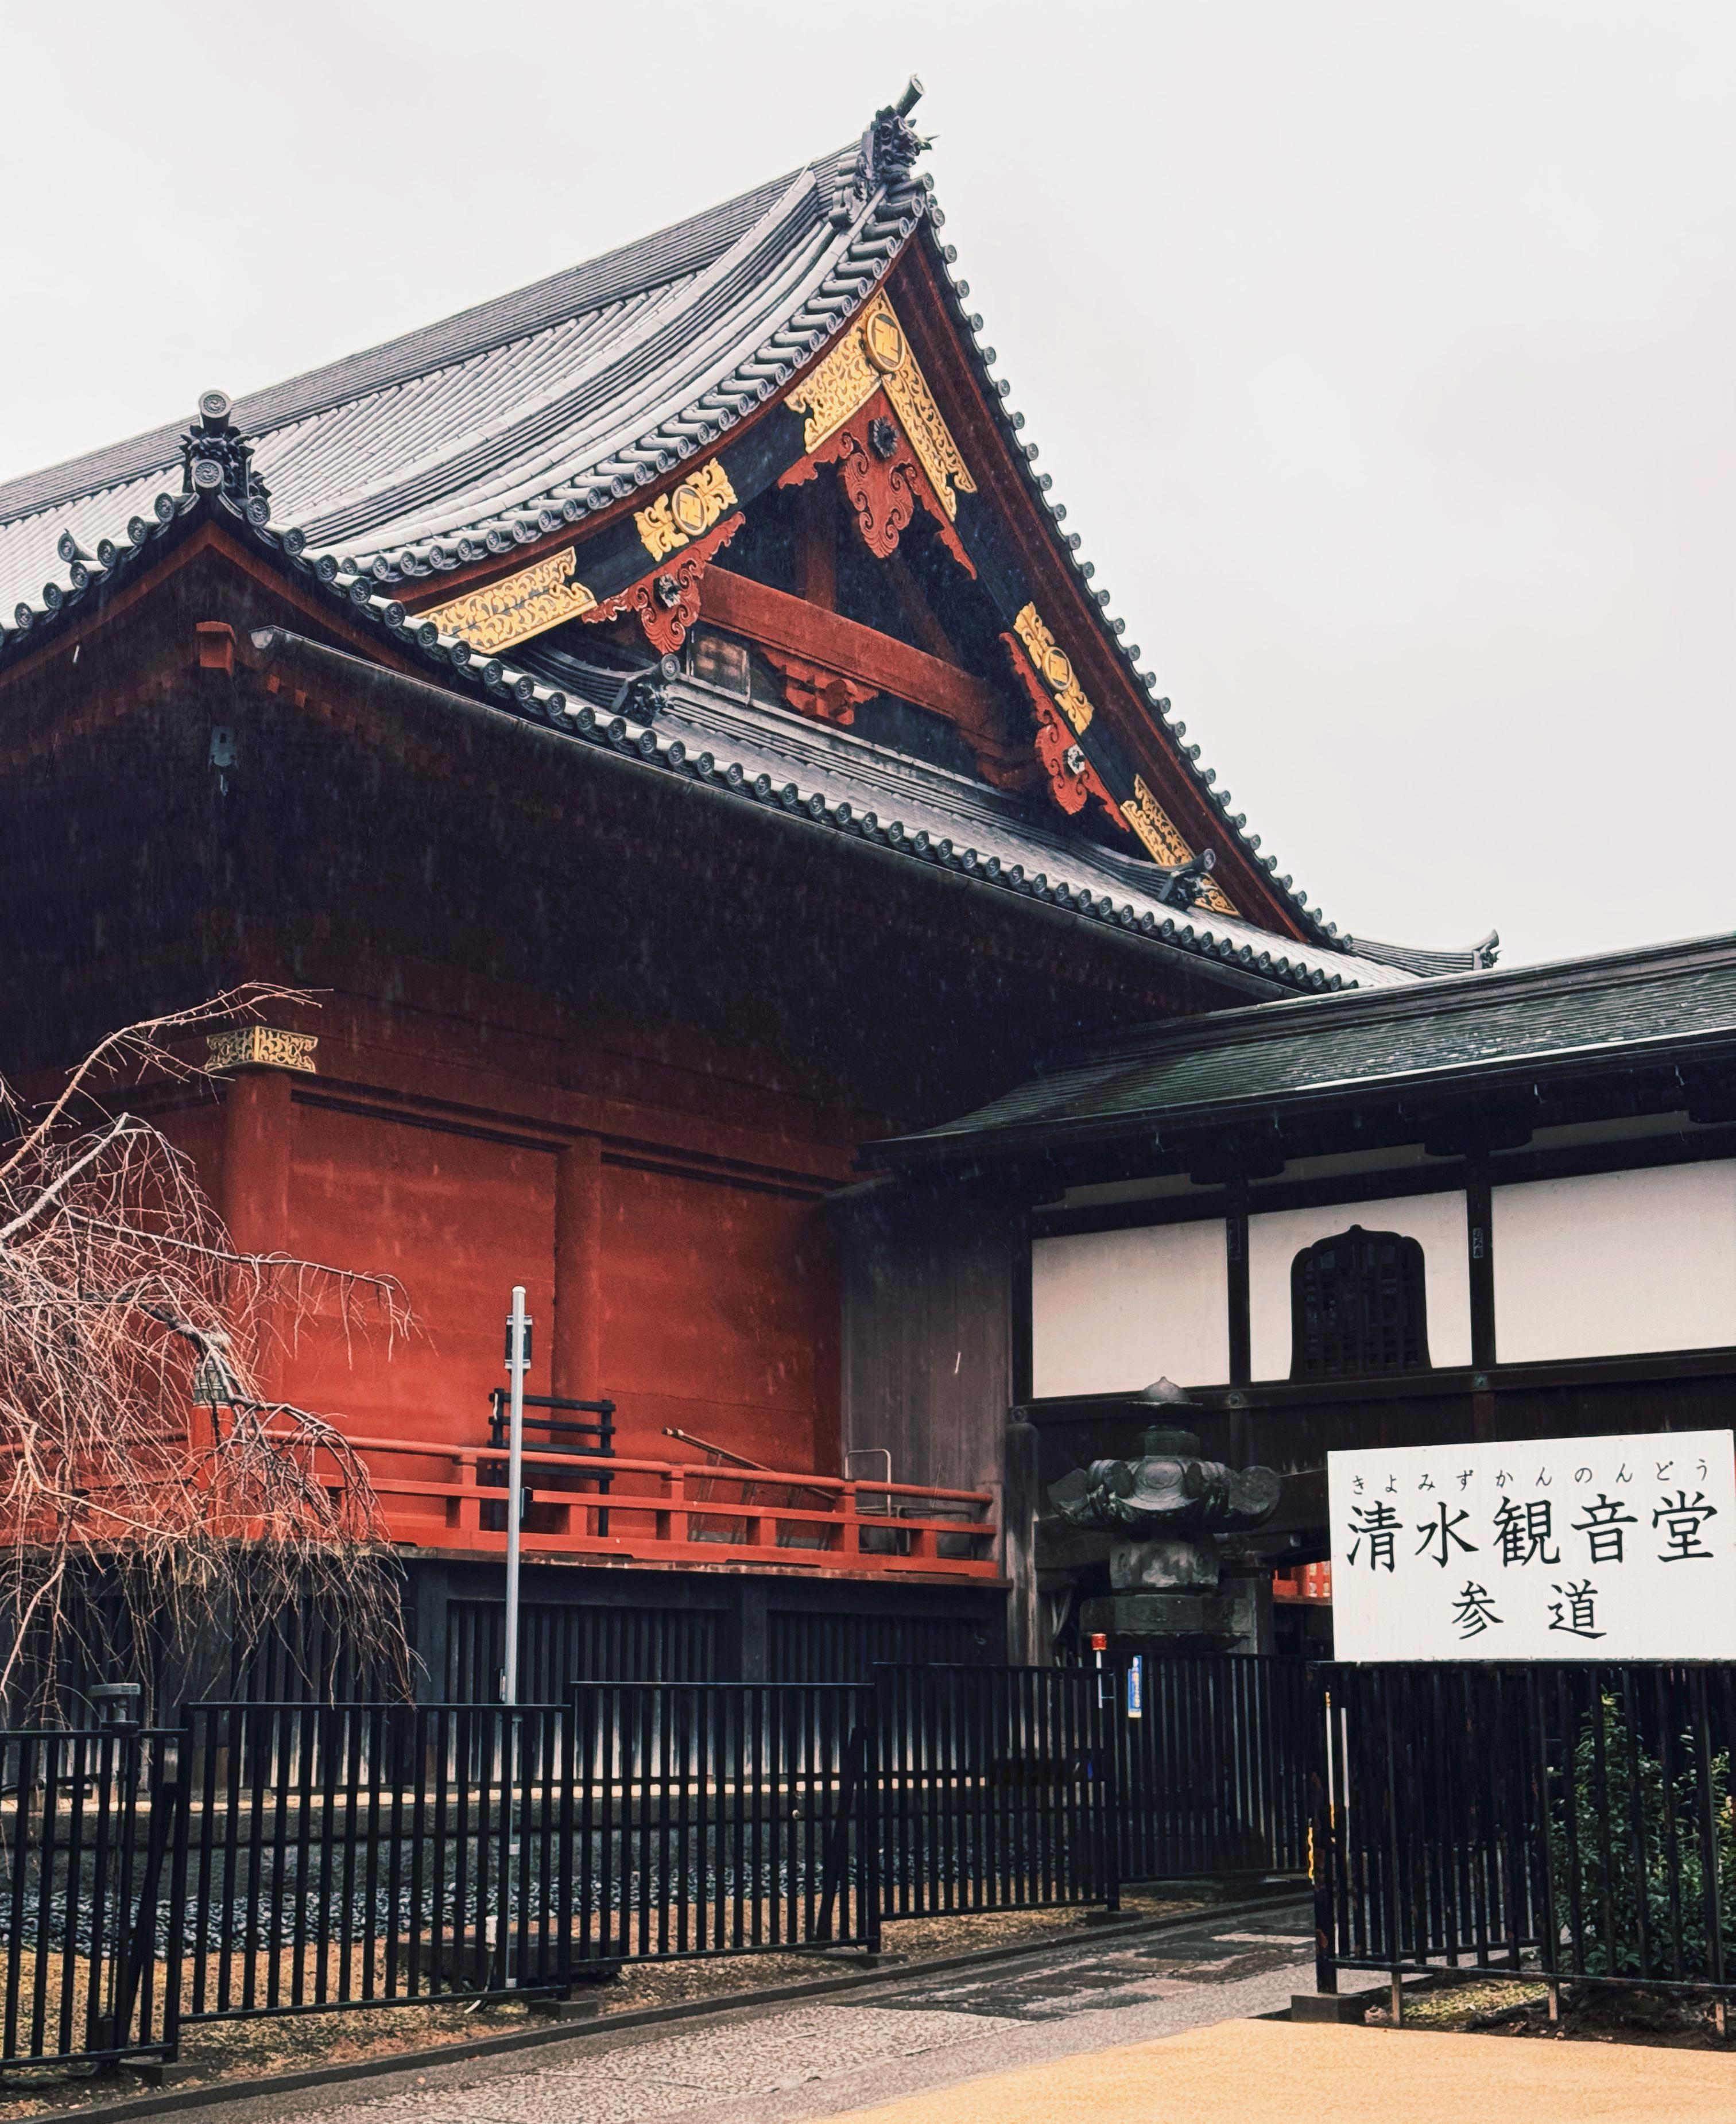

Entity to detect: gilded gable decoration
[1002,629,1123,834]
[636,460,738,562]
[1012,603,1094,735]
[206,1027,318,1073]
[780,400,974,572]
[785,292,975,521]
[1123,777,1238,916]
[421,548,596,654]
[589,511,743,658]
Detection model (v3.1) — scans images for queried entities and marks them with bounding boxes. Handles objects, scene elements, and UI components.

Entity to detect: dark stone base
[1291,1987,1383,2024]
[1080,1569,1273,1654]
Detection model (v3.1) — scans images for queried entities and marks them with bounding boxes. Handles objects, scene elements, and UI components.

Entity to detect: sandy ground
[815,2017,1736,2124]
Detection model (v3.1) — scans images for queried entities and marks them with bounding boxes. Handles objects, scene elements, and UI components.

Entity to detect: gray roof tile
[873,937,1736,1161]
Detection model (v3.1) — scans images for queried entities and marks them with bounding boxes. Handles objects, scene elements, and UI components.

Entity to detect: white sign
[1327,1429,1736,1661]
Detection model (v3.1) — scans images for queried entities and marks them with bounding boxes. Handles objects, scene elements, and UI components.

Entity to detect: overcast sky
[5,3,1730,968]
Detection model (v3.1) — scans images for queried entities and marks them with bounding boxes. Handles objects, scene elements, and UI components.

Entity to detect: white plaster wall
[1248,1191,1470,1381]
[1030,1222,1230,1397]
[1493,1161,1736,1362]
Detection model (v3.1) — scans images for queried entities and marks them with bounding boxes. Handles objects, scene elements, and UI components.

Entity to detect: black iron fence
[179,1687,877,2024]
[1117,1656,1312,1881]
[877,1666,1117,1917]
[0,1724,181,2069]
[1313,1660,1736,2006]
[0,1664,1131,2072]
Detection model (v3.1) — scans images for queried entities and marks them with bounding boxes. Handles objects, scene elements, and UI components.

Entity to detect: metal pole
[501,1287,530,1990]
[503,1285,529,1708]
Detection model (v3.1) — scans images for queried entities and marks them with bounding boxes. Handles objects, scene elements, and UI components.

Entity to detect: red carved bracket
[780,392,974,575]
[586,513,743,657]
[760,647,878,726]
[1003,632,1127,830]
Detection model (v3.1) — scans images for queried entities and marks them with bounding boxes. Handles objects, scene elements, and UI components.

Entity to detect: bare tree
[0,990,411,1718]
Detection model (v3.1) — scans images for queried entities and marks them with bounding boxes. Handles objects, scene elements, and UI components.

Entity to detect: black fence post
[861,1683,883,1955]
[161,1711,193,2061]
[112,1722,176,2057]
[1095,1668,1121,1914]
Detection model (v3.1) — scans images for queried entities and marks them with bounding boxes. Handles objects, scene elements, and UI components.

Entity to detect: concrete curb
[26,1887,1309,2124]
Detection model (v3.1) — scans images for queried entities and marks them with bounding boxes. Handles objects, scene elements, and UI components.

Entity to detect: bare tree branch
[0,995,413,1718]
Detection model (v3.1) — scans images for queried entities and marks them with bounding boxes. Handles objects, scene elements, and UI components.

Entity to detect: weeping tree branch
[0,991,413,1719]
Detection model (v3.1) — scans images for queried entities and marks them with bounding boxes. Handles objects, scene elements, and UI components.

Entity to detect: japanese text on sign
[1327,1429,1736,1661]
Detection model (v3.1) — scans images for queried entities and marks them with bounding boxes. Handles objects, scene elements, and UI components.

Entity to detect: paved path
[218,1902,1316,2124]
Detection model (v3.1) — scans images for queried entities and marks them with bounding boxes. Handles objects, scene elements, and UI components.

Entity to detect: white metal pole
[503,1284,529,1707]
[501,1285,529,1988]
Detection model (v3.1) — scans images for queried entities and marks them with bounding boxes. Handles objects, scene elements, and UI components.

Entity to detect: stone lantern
[1047,1379,1281,1652]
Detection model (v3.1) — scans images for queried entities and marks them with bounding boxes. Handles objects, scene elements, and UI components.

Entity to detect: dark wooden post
[409,1561,452,1704]
[1003,1414,1043,1665]
[1466,1157,1497,1440]
[730,1579,768,1683]
[1226,1181,1251,1387]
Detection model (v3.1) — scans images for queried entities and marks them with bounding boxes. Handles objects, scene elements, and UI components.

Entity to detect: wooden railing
[338,1432,999,1579]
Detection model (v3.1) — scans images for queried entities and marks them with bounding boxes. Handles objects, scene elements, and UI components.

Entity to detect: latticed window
[1289,1224,1429,1381]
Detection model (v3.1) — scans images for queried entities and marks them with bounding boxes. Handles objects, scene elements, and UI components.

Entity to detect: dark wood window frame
[1289,1224,1431,1382]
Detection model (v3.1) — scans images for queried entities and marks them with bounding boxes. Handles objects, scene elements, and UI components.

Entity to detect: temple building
[868,932,1736,1659]
[0,87,1495,1688]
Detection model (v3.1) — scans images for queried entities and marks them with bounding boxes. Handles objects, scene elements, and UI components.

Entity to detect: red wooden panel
[280,1102,557,1450]
[600,1161,837,1473]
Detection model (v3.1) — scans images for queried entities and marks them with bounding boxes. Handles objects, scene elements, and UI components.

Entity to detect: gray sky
[5,2,1730,968]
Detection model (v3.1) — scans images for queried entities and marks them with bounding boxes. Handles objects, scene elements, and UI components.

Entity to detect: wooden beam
[1467,1157,1496,1370]
[702,565,1027,778]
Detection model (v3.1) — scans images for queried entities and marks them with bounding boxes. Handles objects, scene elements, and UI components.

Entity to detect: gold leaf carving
[421,547,596,654]
[1122,777,1238,915]
[786,327,879,454]
[785,293,976,520]
[206,1028,318,1074]
[636,495,685,561]
[1013,602,1093,735]
[881,356,975,524]
[636,459,738,561]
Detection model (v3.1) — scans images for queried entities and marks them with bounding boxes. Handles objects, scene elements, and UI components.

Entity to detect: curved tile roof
[249,616,1412,999]
[867,933,1736,1167]
[0,93,1494,990]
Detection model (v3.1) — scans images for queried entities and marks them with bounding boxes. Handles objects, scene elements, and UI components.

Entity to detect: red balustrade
[336,1432,1000,1580]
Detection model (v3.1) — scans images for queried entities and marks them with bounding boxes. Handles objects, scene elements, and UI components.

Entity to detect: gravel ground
[194,1900,1317,2124]
[0,1892,1210,2117]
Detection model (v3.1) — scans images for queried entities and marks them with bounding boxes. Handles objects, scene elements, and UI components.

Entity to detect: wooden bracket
[1003,633,1127,830]
[780,391,974,574]
[586,512,743,657]
[761,648,878,726]
[194,620,236,675]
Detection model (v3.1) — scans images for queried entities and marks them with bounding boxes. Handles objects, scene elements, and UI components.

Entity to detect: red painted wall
[599,1160,838,1470]
[278,1101,558,1444]
[157,998,847,1494]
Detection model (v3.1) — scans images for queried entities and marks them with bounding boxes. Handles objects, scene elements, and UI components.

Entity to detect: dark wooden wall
[838,1179,1014,1495]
